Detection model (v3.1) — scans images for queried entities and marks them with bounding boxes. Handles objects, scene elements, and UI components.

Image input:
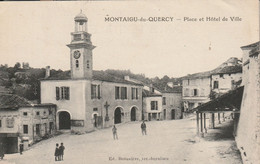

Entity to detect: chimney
[45,66,50,78]
[124,76,130,81]
[167,82,174,88]
[149,84,154,92]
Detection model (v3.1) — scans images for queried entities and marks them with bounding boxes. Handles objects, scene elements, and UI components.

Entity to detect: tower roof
[74,10,88,22]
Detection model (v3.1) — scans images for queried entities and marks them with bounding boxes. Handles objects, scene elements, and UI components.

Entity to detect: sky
[0,1,258,78]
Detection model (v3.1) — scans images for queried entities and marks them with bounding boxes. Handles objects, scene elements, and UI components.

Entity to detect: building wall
[41,79,143,132]
[41,80,87,131]
[0,110,19,133]
[143,96,162,121]
[236,47,260,164]
[86,81,143,129]
[0,106,56,153]
[182,77,211,111]
[19,106,56,144]
[211,73,242,94]
[162,93,182,120]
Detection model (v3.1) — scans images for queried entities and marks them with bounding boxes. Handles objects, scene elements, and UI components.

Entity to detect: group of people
[54,143,65,161]
[112,121,147,140]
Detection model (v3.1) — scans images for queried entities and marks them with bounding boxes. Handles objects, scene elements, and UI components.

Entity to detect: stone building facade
[142,89,162,121]
[124,76,183,121]
[182,57,242,112]
[236,42,260,164]
[40,11,143,133]
[0,94,56,154]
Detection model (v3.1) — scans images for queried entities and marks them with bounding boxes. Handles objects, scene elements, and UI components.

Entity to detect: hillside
[0,64,181,101]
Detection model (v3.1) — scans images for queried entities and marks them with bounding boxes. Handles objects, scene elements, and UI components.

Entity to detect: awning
[194,86,244,113]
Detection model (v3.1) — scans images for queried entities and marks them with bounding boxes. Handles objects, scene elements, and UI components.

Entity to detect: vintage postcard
[0,1,259,164]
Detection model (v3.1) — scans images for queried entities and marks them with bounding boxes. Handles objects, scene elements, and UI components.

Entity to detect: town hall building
[40,11,143,133]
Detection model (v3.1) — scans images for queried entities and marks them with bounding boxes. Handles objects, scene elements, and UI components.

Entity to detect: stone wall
[236,46,260,164]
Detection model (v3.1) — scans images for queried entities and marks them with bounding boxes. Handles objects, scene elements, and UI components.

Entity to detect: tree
[14,62,21,69]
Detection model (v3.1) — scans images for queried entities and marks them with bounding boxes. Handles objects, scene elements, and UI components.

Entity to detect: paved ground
[2,116,242,164]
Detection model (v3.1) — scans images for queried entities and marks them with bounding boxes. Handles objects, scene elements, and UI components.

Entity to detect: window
[162,97,166,105]
[213,81,219,89]
[115,87,120,99]
[6,118,14,128]
[193,89,198,96]
[36,111,40,116]
[131,88,138,100]
[49,122,54,133]
[187,79,190,85]
[74,34,81,41]
[151,101,158,110]
[220,74,223,78]
[56,87,60,100]
[23,112,28,116]
[49,109,52,115]
[43,111,46,115]
[115,86,127,100]
[23,125,28,134]
[76,60,79,68]
[121,87,127,100]
[93,108,98,111]
[87,60,90,69]
[36,124,41,135]
[91,84,101,99]
[56,87,70,100]
[0,120,1,128]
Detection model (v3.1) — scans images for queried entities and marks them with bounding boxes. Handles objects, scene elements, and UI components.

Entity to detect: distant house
[41,12,143,133]
[182,57,242,112]
[0,94,56,154]
[211,65,242,95]
[124,76,183,121]
[142,88,162,121]
[160,85,182,120]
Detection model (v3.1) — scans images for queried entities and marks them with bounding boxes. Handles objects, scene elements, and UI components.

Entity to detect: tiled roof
[194,86,244,112]
[42,70,143,86]
[182,71,213,80]
[182,57,242,80]
[211,65,242,75]
[240,41,260,49]
[142,89,162,97]
[0,94,32,110]
[156,85,182,93]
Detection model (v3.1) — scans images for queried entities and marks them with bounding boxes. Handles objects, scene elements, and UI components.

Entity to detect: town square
[0,1,259,164]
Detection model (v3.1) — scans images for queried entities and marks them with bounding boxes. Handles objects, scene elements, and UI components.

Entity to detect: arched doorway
[59,111,71,129]
[131,107,137,121]
[171,109,175,120]
[163,109,167,120]
[114,107,122,124]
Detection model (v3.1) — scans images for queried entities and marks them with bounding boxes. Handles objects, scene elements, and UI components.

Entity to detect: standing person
[141,121,147,135]
[59,143,65,161]
[112,125,118,140]
[0,143,4,160]
[54,143,59,161]
[19,142,24,155]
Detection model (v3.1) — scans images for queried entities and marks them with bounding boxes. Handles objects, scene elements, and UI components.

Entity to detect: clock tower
[67,11,95,79]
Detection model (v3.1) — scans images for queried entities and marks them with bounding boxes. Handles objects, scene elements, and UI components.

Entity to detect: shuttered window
[56,87,60,100]
[56,87,70,100]
[91,84,101,99]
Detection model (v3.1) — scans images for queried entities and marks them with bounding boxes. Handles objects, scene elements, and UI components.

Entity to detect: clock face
[73,50,81,59]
